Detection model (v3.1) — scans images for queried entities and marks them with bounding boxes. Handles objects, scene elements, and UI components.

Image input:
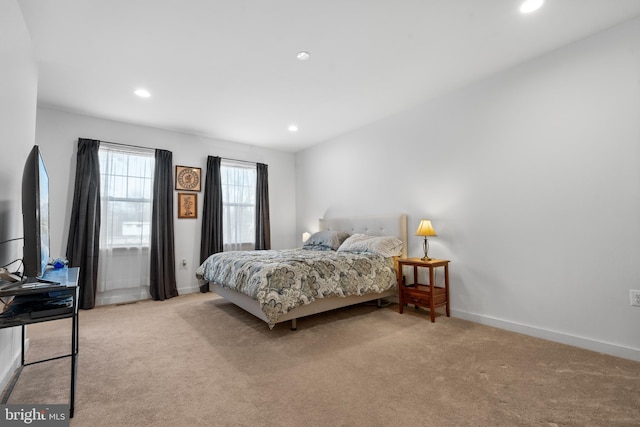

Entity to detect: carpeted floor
[4,292,640,426]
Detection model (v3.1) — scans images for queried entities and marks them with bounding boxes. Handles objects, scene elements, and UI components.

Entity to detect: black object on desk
[0,267,79,418]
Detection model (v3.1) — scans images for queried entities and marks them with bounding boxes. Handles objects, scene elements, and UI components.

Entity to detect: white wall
[0,0,38,392]
[34,108,297,297]
[296,17,640,361]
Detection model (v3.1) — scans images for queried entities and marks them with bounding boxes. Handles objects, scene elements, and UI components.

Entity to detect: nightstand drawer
[402,287,447,306]
[431,291,447,305]
[402,289,430,307]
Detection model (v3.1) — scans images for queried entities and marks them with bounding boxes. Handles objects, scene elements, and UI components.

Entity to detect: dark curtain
[255,163,271,250]
[149,149,178,301]
[199,156,223,292]
[66,138,101,309]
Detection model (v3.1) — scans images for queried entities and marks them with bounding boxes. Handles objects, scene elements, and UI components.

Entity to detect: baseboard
[0,353,20,398]
[451,309,640,362]
[94,284,204,307]
[0,333,28,398]
[177,284,200,295]
[95,288,151,306]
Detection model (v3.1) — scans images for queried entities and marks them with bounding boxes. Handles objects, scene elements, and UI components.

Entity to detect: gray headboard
[318,214,408,258]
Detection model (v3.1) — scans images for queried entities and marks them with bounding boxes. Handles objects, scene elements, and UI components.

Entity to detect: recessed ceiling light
[296,51,310,61]
[134,88,151,98]
[520,0,544,14]
[288,124,299,132]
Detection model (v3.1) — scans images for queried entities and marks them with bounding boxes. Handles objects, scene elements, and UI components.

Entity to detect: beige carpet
[4,292,640,426]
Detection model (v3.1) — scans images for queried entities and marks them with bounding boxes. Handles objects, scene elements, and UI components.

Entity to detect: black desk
[0,267,79,418]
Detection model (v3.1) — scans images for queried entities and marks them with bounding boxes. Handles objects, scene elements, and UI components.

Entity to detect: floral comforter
[195,249,397,326]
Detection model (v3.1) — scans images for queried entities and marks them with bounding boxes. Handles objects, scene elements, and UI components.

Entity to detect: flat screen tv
[22,145,50,280]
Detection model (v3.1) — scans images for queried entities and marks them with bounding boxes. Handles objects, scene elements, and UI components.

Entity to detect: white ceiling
[18,0,640,152]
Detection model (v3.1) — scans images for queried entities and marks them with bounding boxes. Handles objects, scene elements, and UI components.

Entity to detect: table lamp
[415,220,437,260]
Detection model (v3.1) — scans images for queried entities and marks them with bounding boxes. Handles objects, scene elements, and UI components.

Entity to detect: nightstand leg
[413,265,420,312]
[445,264,450,317]
[397,264,404,314]
[429,267,435,322]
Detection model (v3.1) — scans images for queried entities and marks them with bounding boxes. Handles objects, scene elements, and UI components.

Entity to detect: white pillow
[337,233,403,257]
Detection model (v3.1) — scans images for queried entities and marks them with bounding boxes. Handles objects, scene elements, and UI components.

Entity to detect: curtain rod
[219,156,257,166]
[98,139,152,151]
[90,139,259,165]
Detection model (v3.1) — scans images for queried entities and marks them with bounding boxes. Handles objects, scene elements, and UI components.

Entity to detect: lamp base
[421,237,432,261]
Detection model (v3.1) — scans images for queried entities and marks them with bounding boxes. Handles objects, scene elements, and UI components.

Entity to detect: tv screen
[22,145,50,280]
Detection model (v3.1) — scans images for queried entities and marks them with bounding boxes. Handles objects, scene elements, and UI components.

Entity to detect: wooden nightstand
[397,258,450,322]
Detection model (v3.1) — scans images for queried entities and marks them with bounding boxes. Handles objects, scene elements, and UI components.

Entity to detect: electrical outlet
[630,290,640,307]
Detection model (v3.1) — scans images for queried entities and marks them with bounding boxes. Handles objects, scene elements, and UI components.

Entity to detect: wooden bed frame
[207,214,408,330]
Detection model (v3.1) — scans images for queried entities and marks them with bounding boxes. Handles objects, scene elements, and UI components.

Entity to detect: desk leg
[70,307,78,418]
[21,325,25,365]
[70,315,75,418]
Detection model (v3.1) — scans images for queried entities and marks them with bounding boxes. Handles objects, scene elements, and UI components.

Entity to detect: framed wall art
[175,165,201,191]
[177,192,198,219]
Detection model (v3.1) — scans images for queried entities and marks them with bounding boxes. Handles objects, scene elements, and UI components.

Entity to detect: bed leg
[377,298,382,308]
[290,319,297,331]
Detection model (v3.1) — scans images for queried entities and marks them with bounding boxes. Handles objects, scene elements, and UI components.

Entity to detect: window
[221,160,256,251]
[99,144,154,247]
[97,143,154,298]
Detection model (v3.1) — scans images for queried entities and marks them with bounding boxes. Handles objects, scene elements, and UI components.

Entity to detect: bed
[196,214,407,329]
